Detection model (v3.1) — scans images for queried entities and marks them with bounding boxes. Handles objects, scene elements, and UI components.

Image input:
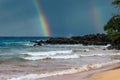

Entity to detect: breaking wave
[20,50,80,60]
[8,60,120,80]
[23,54,79,60]
[21,50,73,56]
[79,53,120,57]
[21,52,120,61]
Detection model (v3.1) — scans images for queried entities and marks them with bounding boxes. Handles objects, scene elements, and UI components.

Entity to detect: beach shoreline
[85,65,120,80]
[7,63,120,80]
[0,41,119,80]
[37,63,120,80]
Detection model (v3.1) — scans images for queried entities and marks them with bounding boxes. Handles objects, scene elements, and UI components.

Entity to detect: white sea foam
[8,69,79,80]
[50,54,79,59]
[21,50,80,60]
[8,60,120,80]
[80,53,120,57]
[23,54,79,60]
[23,56,48,60]
[24,42,35,46]
[21,49,120,60]
[21,50,72,56]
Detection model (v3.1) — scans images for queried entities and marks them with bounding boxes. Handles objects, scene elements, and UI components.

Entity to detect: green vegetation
[104,0,120,41]
[112,0,120,6]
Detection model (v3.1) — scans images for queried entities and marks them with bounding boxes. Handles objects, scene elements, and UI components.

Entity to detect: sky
[0,0,117,37]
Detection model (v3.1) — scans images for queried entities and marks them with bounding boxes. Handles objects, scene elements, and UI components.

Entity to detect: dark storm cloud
[0,0,116,37]
[0,0,42,36]
[40,0,116,36]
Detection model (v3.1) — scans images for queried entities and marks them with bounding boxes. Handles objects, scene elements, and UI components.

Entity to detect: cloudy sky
[0,0,117,37]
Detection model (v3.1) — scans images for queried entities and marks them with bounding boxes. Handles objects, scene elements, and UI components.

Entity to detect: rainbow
[34,0,51,36]
[91,0,103,33]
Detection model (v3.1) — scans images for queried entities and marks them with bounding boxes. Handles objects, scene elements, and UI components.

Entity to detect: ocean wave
[20,50,120,60]
[20,50,78,60]
[79,53,120,57]
[23,42,35,47]
[72,49,90,52]
[8,60,120,80]
[0,41,35,47]
[22,54,79,60]
[20,50,72,56]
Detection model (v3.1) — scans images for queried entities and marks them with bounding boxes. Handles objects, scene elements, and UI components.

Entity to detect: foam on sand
[8,60,120,80]
[86,68,120,80]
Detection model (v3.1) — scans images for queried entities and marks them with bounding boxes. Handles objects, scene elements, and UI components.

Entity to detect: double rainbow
[34,0,103,36]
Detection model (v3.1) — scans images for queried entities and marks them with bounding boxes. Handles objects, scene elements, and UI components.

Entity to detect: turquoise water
[0,37,49,62]
[0,37,88,62]
[0,37,116,62]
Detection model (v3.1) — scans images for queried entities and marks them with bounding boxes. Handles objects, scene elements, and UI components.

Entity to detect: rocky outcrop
[34,33,111,46]
[107,40,120,50]
[70,34,110,45]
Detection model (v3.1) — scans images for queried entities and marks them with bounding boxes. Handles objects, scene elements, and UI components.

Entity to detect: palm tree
[112,0,120,6]
[104,15,120,32]
[104,0,120,41]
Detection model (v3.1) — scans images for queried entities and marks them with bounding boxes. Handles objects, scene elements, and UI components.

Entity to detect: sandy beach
[86,67,120,80]
[38,64,120,80]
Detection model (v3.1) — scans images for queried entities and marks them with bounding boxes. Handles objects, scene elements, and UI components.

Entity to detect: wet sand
[86,67,120,80]
[38,64,120,80]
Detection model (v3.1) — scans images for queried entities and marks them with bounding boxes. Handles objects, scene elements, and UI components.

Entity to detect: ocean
[0,37,120,80]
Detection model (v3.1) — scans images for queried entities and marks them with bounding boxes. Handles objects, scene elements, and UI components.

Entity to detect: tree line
[104,0,120,42]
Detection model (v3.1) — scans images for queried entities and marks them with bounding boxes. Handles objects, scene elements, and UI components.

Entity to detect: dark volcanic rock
[34,33,111,46]
[108,40,120,50]
[46,38,79,44]
[33,40,43,46]
[108,44,120,50]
